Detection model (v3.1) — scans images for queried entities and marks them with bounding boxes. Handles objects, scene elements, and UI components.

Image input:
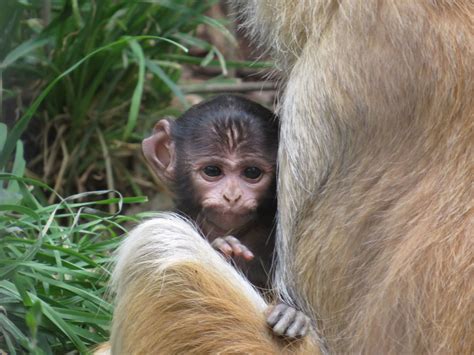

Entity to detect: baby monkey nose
[223,192,242,204]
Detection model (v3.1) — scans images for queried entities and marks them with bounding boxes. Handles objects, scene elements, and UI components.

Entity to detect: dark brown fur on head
[141,94,280,288]
[170,94,278,224]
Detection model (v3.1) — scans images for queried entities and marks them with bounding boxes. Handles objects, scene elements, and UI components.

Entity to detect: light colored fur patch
[109,214,318,354]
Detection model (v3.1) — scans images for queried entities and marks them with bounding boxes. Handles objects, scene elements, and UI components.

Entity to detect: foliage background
[0,0,273,353]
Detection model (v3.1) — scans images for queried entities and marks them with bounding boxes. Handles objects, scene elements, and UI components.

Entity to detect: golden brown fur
[108,216,317,354]
[235,0,473,353]
[106,1,473,353]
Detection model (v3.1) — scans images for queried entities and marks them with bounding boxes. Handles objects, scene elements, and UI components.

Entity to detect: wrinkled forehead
[209,117,250,152]
[187,116,276,160]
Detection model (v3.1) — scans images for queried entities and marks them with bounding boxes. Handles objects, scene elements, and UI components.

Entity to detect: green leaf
[0,204,40,220]
[25,300,43,340]
[200,16,236,45]
[123,39,145,140]
[51,308,111,325]
[29,295,88,353]
[0,37,50,69]
[213,46,228,76]
[11,140,26,177]
[0,190,23,205]
[20,272,112,312]
[0,312,30,350]
[0,122,6,152]
[146,59,187,107]
[0,238,101,268]
[14,274,34,307]
[7,140,26,194]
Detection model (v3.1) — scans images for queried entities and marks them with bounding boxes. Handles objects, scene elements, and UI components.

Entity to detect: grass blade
[0,37,50,69]
[123,40,145,140]
[146,58,187,107]
[30,295,88,353]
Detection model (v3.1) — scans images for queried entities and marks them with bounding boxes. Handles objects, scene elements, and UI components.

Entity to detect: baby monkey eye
[203,165,222,177]
[243,167,262,179]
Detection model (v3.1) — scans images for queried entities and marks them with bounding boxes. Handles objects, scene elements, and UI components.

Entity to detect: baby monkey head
[143,94,278,237]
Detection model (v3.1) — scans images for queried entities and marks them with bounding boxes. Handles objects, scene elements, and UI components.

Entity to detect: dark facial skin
[142,94,310,339]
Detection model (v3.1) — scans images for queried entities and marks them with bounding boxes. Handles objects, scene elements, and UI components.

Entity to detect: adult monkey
[109,1,473,353]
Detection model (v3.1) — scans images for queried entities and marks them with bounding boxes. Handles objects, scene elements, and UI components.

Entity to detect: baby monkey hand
[211,236,254,261]
[266,303,311,339]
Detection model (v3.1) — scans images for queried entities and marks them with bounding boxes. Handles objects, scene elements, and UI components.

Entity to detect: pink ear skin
[142,118,176,184]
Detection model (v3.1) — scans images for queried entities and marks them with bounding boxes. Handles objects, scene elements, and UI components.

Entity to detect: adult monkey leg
[110,214,317,354]
[236,1,473,353]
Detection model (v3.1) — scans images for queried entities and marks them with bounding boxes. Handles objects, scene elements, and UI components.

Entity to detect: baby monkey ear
[142,118,177,183]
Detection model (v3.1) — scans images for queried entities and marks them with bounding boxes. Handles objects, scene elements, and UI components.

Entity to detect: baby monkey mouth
[202,208,256,235]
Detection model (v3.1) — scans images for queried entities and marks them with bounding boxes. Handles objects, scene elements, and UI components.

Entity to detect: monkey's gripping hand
[211,235,254,261]
[266,303,311,339]
[211,236,310,339]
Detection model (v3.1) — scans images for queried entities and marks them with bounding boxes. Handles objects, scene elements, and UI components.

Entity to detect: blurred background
[0,1,276,353]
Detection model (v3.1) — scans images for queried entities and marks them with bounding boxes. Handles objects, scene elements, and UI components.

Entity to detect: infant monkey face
[192,154,274,232]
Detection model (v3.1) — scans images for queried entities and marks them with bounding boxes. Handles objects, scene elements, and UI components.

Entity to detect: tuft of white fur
[111,213,267,311]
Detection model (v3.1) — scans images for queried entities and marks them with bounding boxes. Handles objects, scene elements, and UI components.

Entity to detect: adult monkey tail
[109,214,318,354]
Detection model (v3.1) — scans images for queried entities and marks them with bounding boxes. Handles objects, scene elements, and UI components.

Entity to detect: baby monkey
[143,94,309,338]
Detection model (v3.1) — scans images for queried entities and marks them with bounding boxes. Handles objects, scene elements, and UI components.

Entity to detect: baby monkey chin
[203,210,255,237]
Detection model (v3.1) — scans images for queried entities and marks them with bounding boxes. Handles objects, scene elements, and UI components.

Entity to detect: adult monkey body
[109,1,473,354]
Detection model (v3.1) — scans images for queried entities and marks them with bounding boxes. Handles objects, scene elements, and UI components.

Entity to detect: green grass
[0,172,155,353]
[1,120,151,353]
